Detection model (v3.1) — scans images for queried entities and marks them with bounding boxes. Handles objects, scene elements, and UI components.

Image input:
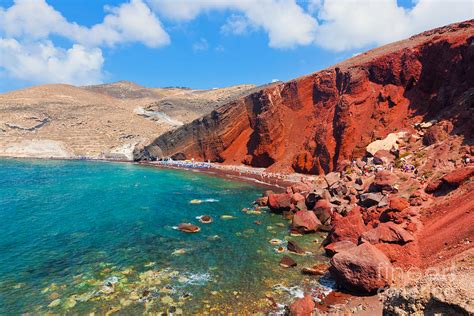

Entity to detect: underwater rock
[301,263,329,276]
[177,223,201,233]
[220,215,236,220]
[199,215,213,223]
[279,256,297,268]
[287,240,305,255]
[48,299,61,308]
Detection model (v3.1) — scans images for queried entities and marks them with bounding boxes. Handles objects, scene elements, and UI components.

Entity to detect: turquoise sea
[0,159,328,314]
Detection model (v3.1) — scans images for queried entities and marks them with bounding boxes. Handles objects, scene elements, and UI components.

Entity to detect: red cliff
[135,20,474,174]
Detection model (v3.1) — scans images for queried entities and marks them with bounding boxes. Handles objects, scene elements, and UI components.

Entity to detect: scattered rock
[425,167,474,193]
[370,171,398,192]
[330,242,394,293]
[279,255,297,268]
[422,122,452,146]
[359,192,384,207]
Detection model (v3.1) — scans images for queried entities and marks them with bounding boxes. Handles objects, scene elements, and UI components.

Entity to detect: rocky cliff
[136,20,474,174]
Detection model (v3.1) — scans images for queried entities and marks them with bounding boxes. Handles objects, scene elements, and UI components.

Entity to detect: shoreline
[0,155,312,190]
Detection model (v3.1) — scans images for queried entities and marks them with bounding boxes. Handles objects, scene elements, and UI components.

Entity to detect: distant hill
[0,81,257,160]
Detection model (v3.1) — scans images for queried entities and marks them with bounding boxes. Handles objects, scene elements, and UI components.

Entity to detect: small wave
[272,284,305,298]
[176,272,212,287]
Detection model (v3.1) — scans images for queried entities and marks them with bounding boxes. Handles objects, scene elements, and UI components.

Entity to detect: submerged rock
[287,240,305,255]
[199,215,213,223]
[301,263,329,276]
[177,223,201,233]
[279,256,297,268]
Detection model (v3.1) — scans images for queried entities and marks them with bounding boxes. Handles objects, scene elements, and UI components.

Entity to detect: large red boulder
[292,210,321,233]
[326,206,367,244]
[268,193,292,212]
[330,242,394,294]
[360,222,415,245]
[289,294,315,316]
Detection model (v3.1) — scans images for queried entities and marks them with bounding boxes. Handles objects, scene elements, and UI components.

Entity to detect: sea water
[0,159,328,314]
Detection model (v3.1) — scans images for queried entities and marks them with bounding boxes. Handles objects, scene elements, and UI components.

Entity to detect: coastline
[0,154,309,190]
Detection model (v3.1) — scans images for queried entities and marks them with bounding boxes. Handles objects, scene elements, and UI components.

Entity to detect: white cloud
[0,0,169,86]
[193,38,209,51]
[148,0,318,48]
[148,0,472,51]
[0,39,104,85]
[221,14,255,35]
[314,0,474,51]
[0,0,169,48]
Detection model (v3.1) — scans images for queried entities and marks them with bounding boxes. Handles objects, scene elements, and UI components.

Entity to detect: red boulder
[313,199,332,225]
[292,210,321,233]
[268,193,292,213]
[360,222,415,245]
[289,294,315,316]
[330,242,394,294]
[388,197,410,212]
[370,171,398,192]
[326,206,367,244]
[324,240,357,257]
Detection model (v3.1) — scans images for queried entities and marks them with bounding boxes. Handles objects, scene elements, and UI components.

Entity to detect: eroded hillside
[0,82,256,159]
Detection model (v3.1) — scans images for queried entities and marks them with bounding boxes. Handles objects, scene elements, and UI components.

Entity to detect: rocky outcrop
[136,20,474,175]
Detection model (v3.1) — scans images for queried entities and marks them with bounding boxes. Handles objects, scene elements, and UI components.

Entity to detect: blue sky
[0,0,472,92]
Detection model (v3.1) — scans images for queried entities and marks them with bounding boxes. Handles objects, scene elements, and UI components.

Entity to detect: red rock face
[136,20,474,175]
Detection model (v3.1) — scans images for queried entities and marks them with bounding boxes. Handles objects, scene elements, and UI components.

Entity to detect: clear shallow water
[0,159,328,314]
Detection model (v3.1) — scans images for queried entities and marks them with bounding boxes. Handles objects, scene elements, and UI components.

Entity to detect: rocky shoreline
[146,119,473,315]
[253,121,473,315]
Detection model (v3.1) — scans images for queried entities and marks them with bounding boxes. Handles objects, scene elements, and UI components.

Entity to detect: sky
[0,0,472,92]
